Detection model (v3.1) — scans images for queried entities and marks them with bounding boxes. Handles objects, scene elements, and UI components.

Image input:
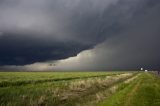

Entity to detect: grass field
[0,71,160,106]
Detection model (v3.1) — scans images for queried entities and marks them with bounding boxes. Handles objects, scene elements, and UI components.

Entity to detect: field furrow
[0,72,123,87]
[0,72,136,106]
[1,72,159,106]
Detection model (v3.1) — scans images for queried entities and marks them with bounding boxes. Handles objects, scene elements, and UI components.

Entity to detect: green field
[0,72,160,106]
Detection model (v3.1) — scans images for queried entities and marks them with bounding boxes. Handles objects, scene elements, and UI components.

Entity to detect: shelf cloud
[0,0,160,70]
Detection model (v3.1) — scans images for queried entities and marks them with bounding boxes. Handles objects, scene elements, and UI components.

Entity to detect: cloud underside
[0,0,160,70]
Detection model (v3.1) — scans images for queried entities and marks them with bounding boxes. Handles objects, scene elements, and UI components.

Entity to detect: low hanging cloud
[52,1,160,71]
[0,0,160,70]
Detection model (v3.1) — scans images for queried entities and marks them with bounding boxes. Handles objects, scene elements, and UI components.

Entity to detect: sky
[0,0,160,71]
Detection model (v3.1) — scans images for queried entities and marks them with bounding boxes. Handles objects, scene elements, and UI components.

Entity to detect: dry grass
[50,73,135,106]
[0,72,137,106]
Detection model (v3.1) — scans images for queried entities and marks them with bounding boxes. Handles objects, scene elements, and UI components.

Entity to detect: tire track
[124,78,141,106]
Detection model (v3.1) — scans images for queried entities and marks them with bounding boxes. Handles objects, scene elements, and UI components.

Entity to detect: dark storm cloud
[0,0,160,68]
[51,0,160,71]
[0,33,92,65]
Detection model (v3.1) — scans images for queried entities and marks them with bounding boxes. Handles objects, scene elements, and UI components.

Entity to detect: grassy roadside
[99,72,160,106]
[130,73,160,106]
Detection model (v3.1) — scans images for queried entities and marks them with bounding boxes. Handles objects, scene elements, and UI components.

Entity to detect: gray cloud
[0,0,160,70]
[51,1,160,71]
[0,0,119,41]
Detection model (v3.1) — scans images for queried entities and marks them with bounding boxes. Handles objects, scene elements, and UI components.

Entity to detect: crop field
[0,71,160,106]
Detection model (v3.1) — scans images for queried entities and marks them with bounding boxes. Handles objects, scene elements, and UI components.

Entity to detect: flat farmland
[0,72,160,106]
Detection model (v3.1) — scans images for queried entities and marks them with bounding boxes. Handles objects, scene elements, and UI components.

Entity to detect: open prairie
[0,0,160,106]
[0,71,160,106]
